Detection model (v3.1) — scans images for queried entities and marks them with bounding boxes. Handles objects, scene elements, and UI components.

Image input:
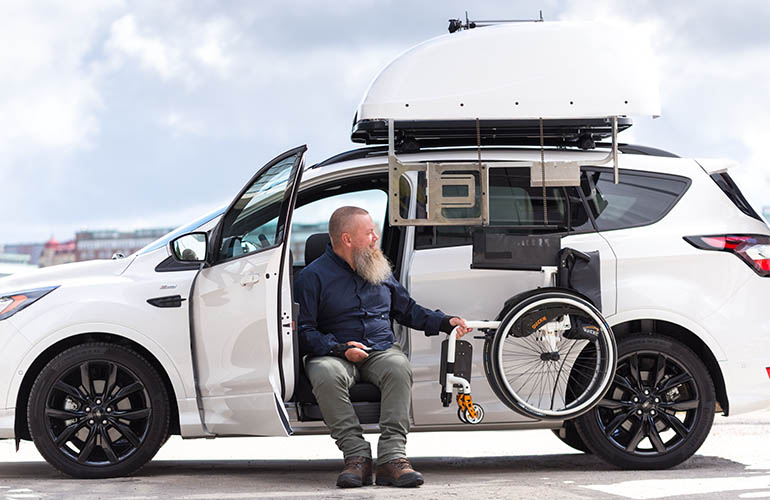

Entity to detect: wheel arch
[14,332,181,441]
[609,318,728,415]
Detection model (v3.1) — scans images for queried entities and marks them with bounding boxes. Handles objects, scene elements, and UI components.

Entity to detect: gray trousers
[305,345,412,465]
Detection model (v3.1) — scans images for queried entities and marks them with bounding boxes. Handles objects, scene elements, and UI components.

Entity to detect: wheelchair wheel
[484,288,616,420]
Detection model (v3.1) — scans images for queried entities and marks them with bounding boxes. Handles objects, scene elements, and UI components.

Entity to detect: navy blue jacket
[295,245,451,356]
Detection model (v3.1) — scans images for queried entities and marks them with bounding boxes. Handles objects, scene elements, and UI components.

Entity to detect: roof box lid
[353,21,661,135]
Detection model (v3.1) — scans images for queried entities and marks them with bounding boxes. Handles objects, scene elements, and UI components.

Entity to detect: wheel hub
[632,388,662,415]
[540,351,561,361]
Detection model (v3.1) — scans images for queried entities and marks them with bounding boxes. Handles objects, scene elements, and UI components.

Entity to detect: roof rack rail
[351,117,632,151]
[308,146,388,169]
[613,144,679,158]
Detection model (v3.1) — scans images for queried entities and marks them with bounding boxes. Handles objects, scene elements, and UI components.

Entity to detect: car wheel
[575,335,715,469]
[551,421,591,453]
[28,342,170,478]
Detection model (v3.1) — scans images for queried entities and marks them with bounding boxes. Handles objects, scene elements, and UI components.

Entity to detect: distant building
[0,252,39,278]
[39,238,77,267]
[2,243,44,266]
[75,228,173,262]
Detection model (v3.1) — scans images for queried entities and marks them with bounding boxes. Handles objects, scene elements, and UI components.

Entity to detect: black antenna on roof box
[448,10,544,33]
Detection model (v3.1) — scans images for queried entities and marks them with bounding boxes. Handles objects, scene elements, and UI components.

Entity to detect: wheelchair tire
[483,288,617,420]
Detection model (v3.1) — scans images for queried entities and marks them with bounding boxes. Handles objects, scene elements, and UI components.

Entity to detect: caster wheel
[464,404,484,424]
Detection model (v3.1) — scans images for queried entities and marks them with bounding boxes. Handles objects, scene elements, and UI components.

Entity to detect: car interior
[288,173,402,423]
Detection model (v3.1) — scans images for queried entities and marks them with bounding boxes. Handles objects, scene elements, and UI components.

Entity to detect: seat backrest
[304,233,331,266]
[489,185,533,225]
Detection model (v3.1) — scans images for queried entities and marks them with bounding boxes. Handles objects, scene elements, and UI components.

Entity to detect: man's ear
[341,232,352,247]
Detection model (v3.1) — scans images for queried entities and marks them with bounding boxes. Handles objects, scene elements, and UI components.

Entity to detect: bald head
[329,206,370,246]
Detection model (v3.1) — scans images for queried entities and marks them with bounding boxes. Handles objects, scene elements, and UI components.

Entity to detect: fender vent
[147,295,186,308]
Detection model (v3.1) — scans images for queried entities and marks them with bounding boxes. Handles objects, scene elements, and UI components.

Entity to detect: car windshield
[134,206,226,256]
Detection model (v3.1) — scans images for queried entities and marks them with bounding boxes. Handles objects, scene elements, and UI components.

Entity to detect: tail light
[684,234,770,277]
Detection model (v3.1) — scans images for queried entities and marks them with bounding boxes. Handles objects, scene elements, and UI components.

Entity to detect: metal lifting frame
[386,117,620,226]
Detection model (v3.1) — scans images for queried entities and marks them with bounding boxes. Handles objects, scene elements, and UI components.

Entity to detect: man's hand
[450,317,473,338]
[345,341,369,362]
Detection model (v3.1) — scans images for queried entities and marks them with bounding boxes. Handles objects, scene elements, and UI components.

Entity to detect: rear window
[709,172,763,221]
[582,170,690,231]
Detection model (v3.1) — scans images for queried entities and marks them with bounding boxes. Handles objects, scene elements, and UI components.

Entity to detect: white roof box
[353,21,661,144]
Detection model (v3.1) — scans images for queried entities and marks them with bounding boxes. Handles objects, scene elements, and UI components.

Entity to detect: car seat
[292,232,382,423]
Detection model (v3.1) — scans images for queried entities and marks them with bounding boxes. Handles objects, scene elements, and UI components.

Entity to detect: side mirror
[169,232,208,263]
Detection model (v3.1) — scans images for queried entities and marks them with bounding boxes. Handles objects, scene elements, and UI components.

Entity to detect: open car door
[190,145,306,436]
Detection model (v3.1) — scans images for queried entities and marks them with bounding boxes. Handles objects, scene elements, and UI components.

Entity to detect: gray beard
[352,246,392,285]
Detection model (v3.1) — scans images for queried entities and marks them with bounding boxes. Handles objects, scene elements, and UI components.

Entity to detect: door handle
[240,273,260,287]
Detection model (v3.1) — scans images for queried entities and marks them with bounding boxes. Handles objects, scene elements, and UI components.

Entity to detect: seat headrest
[304,233,331,266]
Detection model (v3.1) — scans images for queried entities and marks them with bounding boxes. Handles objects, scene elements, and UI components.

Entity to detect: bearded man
[295,206,471,489]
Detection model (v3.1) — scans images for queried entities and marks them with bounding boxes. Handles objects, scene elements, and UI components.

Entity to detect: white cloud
[107,14,184,81]
[193,19,236,76]
[0,1,118,157]
[162,111,206,137]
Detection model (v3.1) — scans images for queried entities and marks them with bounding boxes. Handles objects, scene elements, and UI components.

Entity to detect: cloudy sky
[1,0,769,244]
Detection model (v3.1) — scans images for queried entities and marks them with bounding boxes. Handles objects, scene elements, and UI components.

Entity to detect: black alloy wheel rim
[44,360,152,466]
[593,350,700,456]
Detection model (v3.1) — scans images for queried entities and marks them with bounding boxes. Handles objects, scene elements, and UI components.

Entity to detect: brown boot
[375,457,424,487]
[336,456,373,488]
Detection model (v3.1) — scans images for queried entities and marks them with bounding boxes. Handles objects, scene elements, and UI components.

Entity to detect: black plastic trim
[309,146,388,169]
[146,295,186,308]
[615,144,680,158]
[709,172,763,222]
[154,255,202,273]
[351,117,633,148]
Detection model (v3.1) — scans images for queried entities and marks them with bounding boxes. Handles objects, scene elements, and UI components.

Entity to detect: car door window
[290,189,387,266]
[414,167,590,249]
[582,170,690,231]
[217,153,302,261]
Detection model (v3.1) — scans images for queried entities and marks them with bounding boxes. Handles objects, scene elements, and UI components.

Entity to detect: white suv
[1,21,768,477]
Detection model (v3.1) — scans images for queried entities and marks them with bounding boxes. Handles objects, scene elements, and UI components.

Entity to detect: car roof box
[352,21,660,147]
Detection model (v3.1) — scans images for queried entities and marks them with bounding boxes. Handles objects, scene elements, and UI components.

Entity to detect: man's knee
[379,352,413,385]
[306,356,353,390]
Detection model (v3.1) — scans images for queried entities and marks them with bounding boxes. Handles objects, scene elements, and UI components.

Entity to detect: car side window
[290,189,387,266]
[582,170,690,231]
[217,155,298,261]
[414,167,591,249]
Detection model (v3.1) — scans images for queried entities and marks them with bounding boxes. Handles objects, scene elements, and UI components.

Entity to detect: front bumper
[0,409,14,439]
[0,318,32,438]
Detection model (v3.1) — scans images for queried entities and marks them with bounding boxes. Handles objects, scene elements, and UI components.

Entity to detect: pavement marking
[583,475,770,499]
[739,493,770,499]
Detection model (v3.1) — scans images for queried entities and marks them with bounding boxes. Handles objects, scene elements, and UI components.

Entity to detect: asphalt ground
[1,409,769,500]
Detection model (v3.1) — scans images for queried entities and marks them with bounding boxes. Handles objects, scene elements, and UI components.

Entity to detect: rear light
[766,367,770,380]
[684,234,770,277]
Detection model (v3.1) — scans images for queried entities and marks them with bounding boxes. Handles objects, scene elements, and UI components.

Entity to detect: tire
[483,288,617,420]
[575,335,716,470]
[551,421,591,453]
[27,343,170,478]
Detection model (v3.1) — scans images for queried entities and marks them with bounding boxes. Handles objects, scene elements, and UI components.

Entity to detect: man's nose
[372,233,379,243]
